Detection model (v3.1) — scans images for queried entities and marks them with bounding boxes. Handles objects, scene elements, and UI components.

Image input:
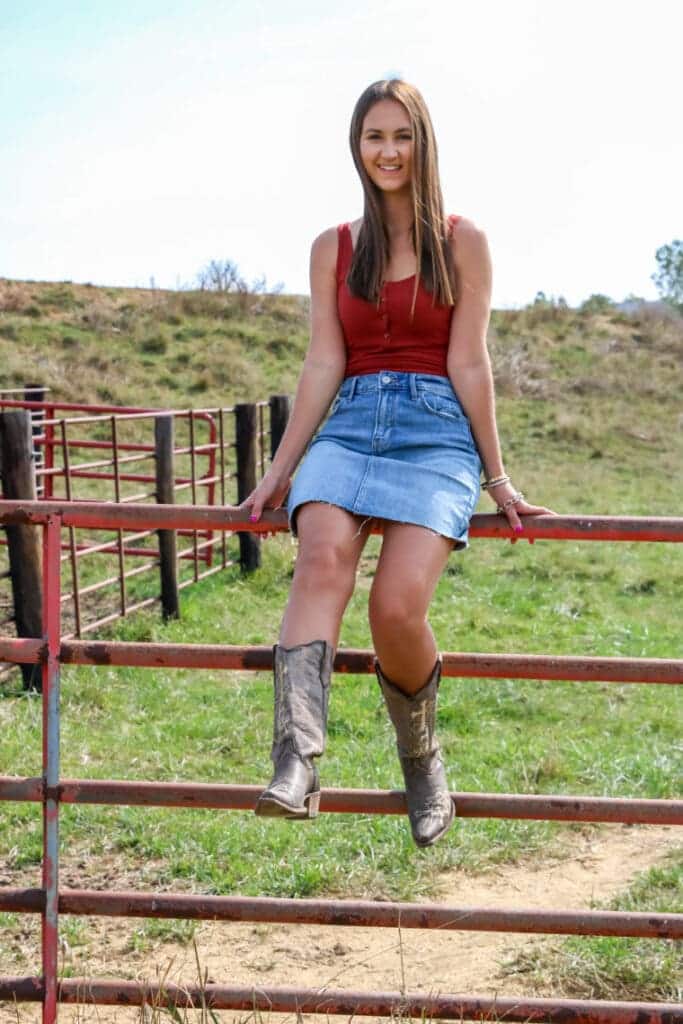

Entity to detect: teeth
[379,165,400,171]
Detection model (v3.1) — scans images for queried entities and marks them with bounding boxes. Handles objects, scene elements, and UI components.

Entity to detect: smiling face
[359,98,413,194]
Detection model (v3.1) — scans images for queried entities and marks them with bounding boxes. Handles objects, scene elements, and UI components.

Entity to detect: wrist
[267,460,294,486]
[481,472,509,491]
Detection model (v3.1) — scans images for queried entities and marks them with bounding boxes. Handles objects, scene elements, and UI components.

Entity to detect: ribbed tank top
[337,215,459,378]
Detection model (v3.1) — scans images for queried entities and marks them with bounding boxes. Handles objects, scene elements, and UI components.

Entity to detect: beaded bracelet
[496,491,525,513]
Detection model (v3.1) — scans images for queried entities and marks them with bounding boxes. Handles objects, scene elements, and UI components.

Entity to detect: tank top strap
[336,223,353,284]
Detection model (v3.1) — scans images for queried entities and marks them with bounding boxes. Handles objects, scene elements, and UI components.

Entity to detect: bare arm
[239,227,347,520]
[445,219,502,477]
[446,219,553,530]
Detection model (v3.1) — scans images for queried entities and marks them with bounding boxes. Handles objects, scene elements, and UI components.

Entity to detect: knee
[294,538,356,594]
[368,585,426,638]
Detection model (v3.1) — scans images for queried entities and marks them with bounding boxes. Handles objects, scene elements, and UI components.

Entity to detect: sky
[1,0,681,308]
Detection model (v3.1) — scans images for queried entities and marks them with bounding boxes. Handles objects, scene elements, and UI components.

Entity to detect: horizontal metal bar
[0,637,680,684]
[54,643,683,683]
[61,438,216,457]
[0,399,222,419]
[75,597,159,635]
[0,776,679,825]
[73,530,156,557]
[2,500,683,541]
[178,562,235,588]
[1,977,680,1023]
[63,451,155,473]
[120,490,157,504]
[57,437,156,453]
[1,887,680,938]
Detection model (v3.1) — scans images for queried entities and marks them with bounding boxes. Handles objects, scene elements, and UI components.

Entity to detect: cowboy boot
[375,655,455,847]
[255,639,334,819]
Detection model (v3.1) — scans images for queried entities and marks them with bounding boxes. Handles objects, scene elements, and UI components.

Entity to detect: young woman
[239,78,552,847]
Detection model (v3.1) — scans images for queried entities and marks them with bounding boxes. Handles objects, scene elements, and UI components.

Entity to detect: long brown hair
[347,78,457,317]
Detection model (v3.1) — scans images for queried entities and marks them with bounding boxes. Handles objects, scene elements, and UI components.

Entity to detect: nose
[380,141,399,160]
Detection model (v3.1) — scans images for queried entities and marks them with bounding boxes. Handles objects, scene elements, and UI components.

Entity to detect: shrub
[140,334,168,354]
[580,293,614,314]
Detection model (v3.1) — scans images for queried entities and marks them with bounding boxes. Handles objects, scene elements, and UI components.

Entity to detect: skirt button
[381,375,392,384]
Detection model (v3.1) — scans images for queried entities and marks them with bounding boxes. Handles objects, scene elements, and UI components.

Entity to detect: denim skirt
[287,371,482,550]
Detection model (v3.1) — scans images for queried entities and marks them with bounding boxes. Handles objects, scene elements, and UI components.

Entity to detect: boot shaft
[272,640,335,763]
[375,657,442,759]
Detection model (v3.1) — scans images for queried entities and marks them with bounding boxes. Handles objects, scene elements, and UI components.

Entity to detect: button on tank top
[337,215,459,379]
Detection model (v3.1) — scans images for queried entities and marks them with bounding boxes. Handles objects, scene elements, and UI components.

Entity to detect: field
[0,280,682,1013]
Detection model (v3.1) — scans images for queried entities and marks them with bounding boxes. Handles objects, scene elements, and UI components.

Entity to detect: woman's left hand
[486,480,556,536]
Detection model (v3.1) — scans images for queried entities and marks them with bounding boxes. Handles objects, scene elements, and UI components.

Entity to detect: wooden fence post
[0,410,43,691]
[269,394,290,459]
[235,403,261,573]
[154,415,180,620]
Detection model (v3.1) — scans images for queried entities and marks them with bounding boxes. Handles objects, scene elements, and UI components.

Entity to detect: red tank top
[337,215,459,378]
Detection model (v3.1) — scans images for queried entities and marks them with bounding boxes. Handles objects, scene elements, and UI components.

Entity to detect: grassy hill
[3,275,683,524]
[2,276,682,514]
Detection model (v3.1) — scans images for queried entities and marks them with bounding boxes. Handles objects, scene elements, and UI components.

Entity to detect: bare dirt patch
[1,823,678,1022]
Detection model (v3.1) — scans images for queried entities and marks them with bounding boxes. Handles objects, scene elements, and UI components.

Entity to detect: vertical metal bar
[44,405,55,500]
[111,417,126,615]
[42,514,61,1024]
[188,412,199,582]
[60,421,82,637]
[258,403,266,477]
[204,415,217,567]
[25,384,46,495]
[218,408,227,568]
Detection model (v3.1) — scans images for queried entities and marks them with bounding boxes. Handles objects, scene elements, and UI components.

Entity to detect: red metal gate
[0,499,682,1023]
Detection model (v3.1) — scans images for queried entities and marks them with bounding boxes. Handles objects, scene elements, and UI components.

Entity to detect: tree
[652,239,683,309]
[197,259,246,293]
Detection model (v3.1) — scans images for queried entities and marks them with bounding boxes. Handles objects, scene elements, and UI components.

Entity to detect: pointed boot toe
[402,752,455,847]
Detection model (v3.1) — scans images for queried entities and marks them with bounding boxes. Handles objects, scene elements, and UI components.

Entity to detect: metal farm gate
[0,499,681,1023]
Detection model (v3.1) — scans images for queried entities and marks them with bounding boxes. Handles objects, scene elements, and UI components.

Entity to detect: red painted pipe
[2,887,681,938]
[1,500,682,542]
[1,776,681,825]
[2,637,681,684]
[1,976,680,1023]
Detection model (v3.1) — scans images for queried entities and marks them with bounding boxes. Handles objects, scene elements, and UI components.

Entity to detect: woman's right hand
[236,468,292,525]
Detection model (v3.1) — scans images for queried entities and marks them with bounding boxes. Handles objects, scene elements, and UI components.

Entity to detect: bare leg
[369,521,457,846]
[279,502,374,649]
[255,502,373,820]
[368,522,455,692]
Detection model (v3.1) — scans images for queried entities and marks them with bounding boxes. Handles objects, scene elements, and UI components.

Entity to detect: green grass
[502,851,683,1000]
[1,523,681,904]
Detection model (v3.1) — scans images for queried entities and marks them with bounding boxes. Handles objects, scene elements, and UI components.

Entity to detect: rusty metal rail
[2,979,678,1024]
[2,888,682,938]
[2,498,683,540]
[1,776,681,824]
[0,501,681,1024]
[1,636,681,683]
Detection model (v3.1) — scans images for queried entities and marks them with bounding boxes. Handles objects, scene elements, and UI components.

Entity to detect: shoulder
[309,226,343,277]
[448,215,491,275]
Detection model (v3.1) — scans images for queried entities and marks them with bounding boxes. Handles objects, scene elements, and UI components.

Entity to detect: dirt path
[2,823,679,1022]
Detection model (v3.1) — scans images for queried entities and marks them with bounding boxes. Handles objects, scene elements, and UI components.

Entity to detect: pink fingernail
[514,524,523,533]
[249,515,258,522]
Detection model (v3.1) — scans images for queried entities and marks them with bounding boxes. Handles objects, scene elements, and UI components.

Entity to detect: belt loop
[409,373,418,400]
[348,376,358,399]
